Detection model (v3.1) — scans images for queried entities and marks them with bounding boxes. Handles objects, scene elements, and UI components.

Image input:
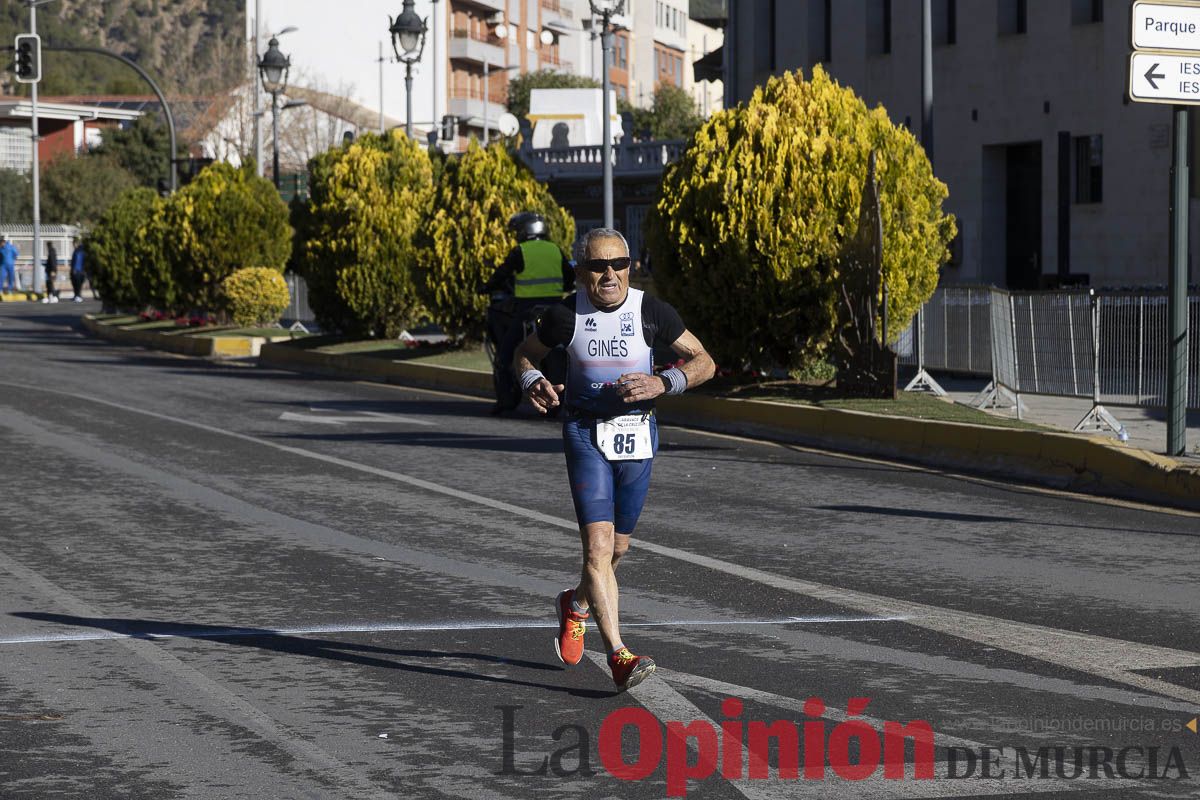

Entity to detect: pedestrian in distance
[513,227,715,691]
[42,243,60,303]
[70,243,87,303]
[0,234,18,295]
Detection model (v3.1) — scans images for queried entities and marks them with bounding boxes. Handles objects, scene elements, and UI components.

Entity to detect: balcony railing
[519,140,687,180]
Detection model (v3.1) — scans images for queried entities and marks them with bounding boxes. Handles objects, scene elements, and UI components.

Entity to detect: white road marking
[4,380,1199,708]
[0,615,906,647]
[585,653,1086,799]
[0,548,392,800]
[278,409,435,426]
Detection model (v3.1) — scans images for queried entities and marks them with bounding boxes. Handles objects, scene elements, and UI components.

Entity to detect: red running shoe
[609,647,656,691]
[554,589,588,666]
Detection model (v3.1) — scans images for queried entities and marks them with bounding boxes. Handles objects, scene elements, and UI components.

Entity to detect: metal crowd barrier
[900,285,1200,431]
[284,272,316,329]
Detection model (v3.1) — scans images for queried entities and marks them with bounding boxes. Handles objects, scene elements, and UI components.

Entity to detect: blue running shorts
[562,414,659,535]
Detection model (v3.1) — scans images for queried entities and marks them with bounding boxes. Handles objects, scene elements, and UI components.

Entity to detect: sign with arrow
[1128,51,1200,104]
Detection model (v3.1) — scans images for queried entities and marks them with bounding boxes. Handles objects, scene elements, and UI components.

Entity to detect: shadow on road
[12,612,615,699]
[812,503,1197,536]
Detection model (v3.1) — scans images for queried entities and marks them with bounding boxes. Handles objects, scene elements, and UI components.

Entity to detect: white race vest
[566,288,654,421]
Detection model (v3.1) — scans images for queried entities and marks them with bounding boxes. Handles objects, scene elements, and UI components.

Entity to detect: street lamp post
[390,0,428,139]
[589,0,624,229]
[258,31,294,190]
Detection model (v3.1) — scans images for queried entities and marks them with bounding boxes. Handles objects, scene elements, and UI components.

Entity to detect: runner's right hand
[527,379,565,415]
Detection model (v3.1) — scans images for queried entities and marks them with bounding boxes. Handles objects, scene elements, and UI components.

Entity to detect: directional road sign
[1133,1,1200,52]
[1128,51,1200,104]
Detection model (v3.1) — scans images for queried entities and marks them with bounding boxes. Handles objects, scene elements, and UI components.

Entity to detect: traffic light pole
[29,2,42,295]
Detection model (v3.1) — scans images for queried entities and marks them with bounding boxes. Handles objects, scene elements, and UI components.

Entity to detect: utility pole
[29,1,43,295]
[1168,106,1189,456]
[254,0,263,177]
[431,0,439,141]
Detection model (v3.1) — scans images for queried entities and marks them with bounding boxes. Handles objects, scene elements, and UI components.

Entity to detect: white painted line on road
[584,653,1085,799]
[3,380,1199,708]
[0,547,393,800]
[0,615,908,647]
[278,410,436,426]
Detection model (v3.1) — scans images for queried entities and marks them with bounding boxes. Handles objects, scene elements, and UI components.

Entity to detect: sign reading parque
[1130,1,1200,105]
[1132,1,1200,51]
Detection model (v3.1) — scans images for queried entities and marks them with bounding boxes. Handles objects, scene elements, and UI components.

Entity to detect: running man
[513,228,715,690]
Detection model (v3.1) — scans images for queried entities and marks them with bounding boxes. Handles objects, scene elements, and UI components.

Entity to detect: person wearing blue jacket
[70,243,87,302]
[0,235,18,294]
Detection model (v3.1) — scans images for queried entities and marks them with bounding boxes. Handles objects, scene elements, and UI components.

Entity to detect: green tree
[416,141,575,341]
[646,66,956,371]
[644,83,703,140]
[293,130,434,338]
[161,162,291,313]
[41,155,138,227]
[83,187,165,311]
[92,116,177,190]
[0,170,32,226]
[506,69,601,120]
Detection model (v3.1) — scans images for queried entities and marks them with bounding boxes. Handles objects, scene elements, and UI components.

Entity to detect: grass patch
[312,339,491,371]
[202,327,309,338]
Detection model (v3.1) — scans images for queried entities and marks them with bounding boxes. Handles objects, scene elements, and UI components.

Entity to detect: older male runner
[514,228,715,690]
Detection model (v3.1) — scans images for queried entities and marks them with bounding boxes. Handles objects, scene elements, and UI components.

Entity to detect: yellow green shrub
[645,66,956,370]
[84,187,165,311]
[293,130,433,338]
[162,162,292,313]
[222,266,290,326]
[416,141,575,341]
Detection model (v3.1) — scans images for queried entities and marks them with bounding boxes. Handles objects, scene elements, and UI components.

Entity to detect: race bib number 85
[595,413,653,461]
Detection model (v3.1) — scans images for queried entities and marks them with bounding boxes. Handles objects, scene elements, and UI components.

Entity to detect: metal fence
[284,272,316,328]
[901,285,1200,419]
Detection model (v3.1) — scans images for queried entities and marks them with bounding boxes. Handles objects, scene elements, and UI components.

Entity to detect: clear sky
[252,0,446,129]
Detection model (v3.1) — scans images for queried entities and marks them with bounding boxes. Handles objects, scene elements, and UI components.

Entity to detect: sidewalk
[921,372,1200,460]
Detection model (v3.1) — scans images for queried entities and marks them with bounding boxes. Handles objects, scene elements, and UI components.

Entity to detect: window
[867,0,891,55]
[933,0,956,46]
[809,0,832,63]
[1070,0,1102,25]
[998,0,1027,36]
[1074,135,1102,203]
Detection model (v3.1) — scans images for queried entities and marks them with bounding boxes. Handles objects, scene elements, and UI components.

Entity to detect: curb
[82,315,291,359]
[259,340,1200,512]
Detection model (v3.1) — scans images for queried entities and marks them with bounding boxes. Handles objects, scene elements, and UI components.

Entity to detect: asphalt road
[1,302,1199,800]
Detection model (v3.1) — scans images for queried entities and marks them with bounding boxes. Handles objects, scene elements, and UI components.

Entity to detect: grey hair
[580,227,629,260]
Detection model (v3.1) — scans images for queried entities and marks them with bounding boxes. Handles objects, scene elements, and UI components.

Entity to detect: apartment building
[722,0,1193,289]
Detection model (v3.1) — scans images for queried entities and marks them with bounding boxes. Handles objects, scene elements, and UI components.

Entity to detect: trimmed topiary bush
[163,162,291,314]
[293,130,433,338]
[222,266,290,326]
[416,140,575,341]
[84,186,166,312]
[645,66,956,371]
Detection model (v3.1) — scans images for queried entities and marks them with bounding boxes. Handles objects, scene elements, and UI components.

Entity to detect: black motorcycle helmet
[509,212,548,242]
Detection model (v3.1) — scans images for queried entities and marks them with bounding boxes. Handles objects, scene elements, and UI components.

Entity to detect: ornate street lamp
[390,0,428,138]
[258,31,295,189]
[589,0,624,228]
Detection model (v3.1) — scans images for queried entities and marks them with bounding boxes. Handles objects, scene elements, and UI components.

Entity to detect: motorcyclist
[481,212,575,414]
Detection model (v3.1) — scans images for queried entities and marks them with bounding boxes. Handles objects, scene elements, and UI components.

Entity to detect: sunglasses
[582,257,631,273]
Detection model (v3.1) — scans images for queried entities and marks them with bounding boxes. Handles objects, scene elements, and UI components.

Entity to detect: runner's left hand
[616,372,665,403]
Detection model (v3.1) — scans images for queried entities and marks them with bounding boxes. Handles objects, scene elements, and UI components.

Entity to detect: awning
[693,45,723,83]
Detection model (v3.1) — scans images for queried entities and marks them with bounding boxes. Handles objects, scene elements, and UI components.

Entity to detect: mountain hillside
[2,0,245,98]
